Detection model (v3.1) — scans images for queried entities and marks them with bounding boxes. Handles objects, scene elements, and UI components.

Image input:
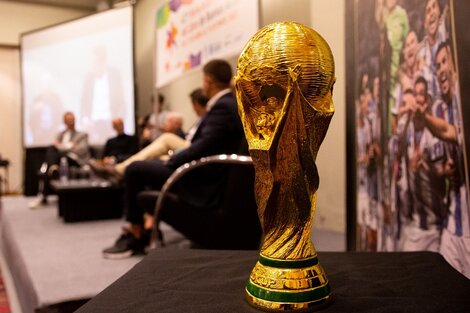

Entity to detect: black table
[50,178,123,222]
[76,249,470,313]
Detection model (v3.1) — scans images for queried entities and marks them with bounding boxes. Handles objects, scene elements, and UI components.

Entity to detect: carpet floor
[0,195,192,312]
[0,270,10,313]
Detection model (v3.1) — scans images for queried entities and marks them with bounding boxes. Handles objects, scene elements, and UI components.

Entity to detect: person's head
[202,59,233,98]
[162,112,183,133]
[403,31,419,69]
[424,0,441,39]
[401,88,415,111]
[112,118,125,135]
[414,76,428,109]
[189,88,209,117]
[386,0,397,11]
[435,41,454,98]
[63,112,75,130]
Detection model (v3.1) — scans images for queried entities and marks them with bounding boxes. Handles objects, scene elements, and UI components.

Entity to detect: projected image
[81,45,127,140]
[22,6,134,147]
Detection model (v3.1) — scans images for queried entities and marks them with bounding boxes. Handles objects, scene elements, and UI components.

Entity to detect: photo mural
[348,0,470,278]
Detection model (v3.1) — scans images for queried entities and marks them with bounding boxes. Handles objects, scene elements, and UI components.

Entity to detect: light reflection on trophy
[234,22,335,311]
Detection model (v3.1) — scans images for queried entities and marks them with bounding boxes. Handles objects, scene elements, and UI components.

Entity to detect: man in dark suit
[101,118,139,165]
[103,59,244,259]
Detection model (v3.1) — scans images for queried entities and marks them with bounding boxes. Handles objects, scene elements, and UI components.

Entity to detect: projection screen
[21,5,135,147]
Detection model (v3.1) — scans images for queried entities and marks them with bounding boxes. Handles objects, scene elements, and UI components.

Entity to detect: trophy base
[246,292,333,312]
[245,254,332,312]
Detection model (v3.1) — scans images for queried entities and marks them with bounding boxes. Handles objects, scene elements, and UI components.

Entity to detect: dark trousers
[124,160,173,225]
[39,146,81,196]
[45,146,81,167]
[45,146,62,166]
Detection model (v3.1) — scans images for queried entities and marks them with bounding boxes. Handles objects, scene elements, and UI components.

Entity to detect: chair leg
[149,225,165,249]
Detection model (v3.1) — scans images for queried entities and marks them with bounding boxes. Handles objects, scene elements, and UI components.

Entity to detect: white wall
[0,1,91,193]
[261,0,311,26]
[133,0,162,119]
[0,1,91,45]
[0,47,21,193]
[311,0,346,233]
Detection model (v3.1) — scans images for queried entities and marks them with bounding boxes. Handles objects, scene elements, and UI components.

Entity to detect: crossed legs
[115,133,189,175]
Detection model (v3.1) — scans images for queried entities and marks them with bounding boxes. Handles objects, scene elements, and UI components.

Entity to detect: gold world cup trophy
[234,22,335,311]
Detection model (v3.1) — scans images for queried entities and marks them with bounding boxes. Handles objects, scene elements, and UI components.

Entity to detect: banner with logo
[155,0,259,87]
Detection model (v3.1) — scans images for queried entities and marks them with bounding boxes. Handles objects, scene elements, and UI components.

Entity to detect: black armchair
[138,154,262,250]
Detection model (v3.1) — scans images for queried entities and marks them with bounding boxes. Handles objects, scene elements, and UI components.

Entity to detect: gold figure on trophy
[235,22,335,311]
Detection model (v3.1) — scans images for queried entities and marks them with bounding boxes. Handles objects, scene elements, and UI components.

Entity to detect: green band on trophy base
[246,288,333,312]
[246,281,331,303]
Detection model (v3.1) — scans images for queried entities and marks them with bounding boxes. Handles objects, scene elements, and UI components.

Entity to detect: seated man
[102,59,243,258]
[92,88,208,179]
[158,111,186,139]
[95,118,139,166]
[140,94,168,148]
[30,111,90,207]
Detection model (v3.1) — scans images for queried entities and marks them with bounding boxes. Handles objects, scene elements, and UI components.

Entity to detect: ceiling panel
[5,0,110,11]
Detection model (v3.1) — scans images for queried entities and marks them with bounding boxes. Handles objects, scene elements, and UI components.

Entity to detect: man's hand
[103,156,117,165]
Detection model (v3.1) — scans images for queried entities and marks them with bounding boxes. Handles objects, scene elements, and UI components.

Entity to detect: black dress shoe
[102,233,148,260]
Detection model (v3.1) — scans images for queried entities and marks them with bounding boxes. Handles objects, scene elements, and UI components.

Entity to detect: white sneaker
[29,196,47,209]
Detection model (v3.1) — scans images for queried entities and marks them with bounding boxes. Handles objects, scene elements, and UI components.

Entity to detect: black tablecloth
[77,250,470,313]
